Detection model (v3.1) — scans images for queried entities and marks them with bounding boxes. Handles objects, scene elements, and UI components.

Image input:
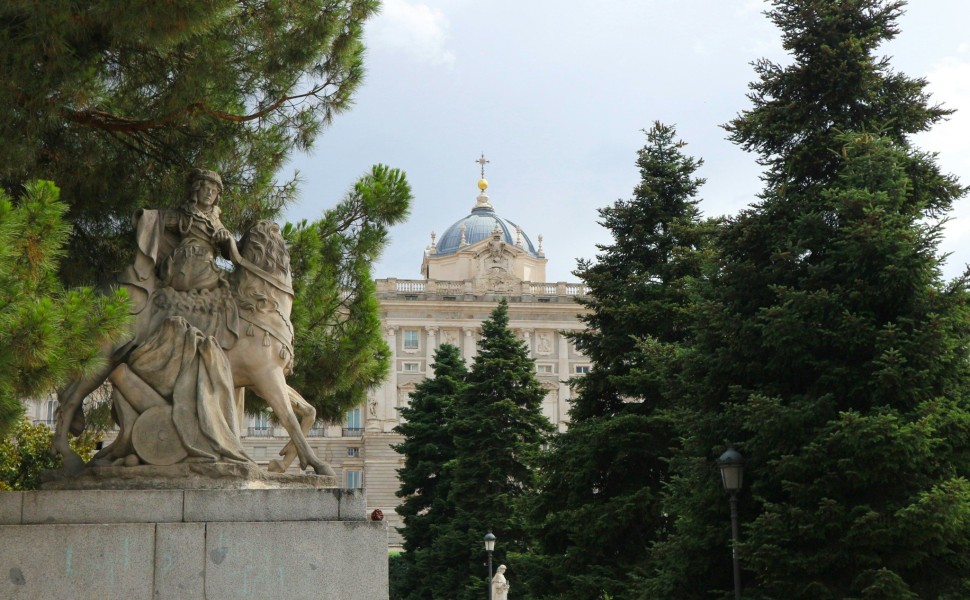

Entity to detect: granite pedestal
[0,488,387,599]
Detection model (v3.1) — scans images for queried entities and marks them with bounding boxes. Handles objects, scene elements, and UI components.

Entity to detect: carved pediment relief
[474,236,514,274]
[475,270,519,294]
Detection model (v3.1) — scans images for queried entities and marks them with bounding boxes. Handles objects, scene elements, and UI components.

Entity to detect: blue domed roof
[436,205,539,257]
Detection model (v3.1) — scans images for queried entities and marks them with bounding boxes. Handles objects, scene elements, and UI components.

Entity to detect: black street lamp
[484,531,496,600]
[718,446,744,600]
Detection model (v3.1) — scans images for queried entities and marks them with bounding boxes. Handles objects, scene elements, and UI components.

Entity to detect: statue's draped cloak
[103,208,250,464]
[126,317,251,463]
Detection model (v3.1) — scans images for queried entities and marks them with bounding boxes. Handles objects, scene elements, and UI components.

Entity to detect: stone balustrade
[376,278,587,301]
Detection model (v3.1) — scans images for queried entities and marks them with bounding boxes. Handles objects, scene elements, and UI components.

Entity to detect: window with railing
[343,407,363,437]
[249,412,272,437]
[35,399,59,427]
[403,329,420,350]
[307,423,327,437]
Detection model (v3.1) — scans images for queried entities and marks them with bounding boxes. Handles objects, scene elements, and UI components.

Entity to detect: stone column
[463,328,476,364]
[384,326,398,427]
[425,327,438,378]
[558,331,571,408]
[521,328,534,358]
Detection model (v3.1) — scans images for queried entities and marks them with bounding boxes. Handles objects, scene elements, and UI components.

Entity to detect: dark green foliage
[0,0,408,424]
[389,552,409,600]
[523,123,708,600]
[653,134,970,599]
[284,165,412,421]
[648,2,970,597]
[0,181,130,436]
[0,0,378,287]
[404,300,553,600]
[724,0,950,195]
[393,343,467,600]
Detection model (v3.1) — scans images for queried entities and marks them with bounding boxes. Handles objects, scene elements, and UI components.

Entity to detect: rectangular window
[575,365,591,374]
[249,412,273,437]
[343,407,363,437]
[308,421,326,437]
[345,470,362,489]
[347,447,360,458]
[536,364,554,374]
[403,362,420,372]
[403,329,420,350]
[40,399,59,427]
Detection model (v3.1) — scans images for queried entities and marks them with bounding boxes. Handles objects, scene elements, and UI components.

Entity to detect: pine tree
[285,164,412,420]
[424,300,553,600]
[0,3,409,424]
[0,0,378,287]
[0,181,129,435]
[393,343,467,600]
[523,123,708,600]
[647,2,970,598]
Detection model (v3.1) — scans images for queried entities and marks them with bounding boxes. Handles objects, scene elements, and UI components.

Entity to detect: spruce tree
[523,123,708,600]
[647,2,970,598]
[393,343,467,600]
[425,300,553,600]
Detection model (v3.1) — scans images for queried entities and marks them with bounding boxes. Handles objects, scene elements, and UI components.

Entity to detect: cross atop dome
[476,153,489,178]
[476,153,490,193]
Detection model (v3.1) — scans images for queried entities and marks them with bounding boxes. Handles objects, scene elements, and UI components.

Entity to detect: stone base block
[0,489,386,600]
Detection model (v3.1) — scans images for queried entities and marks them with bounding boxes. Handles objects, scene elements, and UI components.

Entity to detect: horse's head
[232,220,293,319]
[238,220,291,281]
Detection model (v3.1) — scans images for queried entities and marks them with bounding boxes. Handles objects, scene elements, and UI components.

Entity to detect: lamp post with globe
[718,446,744,600]
[484,531,496,600]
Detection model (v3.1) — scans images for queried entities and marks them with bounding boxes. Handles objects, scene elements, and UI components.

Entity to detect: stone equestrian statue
[52,169,335,478]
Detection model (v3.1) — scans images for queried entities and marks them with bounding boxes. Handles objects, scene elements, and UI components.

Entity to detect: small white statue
[492,564,510,600]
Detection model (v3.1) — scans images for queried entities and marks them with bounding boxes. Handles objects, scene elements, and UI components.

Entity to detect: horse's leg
[268,386,317,473]
[250,372,334,477]
[53,360,117,474]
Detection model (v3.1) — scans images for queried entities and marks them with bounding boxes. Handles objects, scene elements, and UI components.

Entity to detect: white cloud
[737,0,768,16]
[368,0,456,66]
[917,56,970,175]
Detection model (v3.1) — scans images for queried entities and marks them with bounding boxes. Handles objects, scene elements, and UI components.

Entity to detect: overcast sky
[284,0,970,283]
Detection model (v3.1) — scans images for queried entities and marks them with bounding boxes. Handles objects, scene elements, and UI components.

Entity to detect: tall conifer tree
[424,300,553,600]
[523,123,708,600]
[647,2,970,598]
[393,343,467,600]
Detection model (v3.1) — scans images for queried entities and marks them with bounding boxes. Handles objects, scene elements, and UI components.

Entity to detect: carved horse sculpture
[53,220,334,477]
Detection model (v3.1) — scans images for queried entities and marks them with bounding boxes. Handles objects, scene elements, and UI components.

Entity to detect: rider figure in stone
[121,169,240,351]
[161,170,233,292]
